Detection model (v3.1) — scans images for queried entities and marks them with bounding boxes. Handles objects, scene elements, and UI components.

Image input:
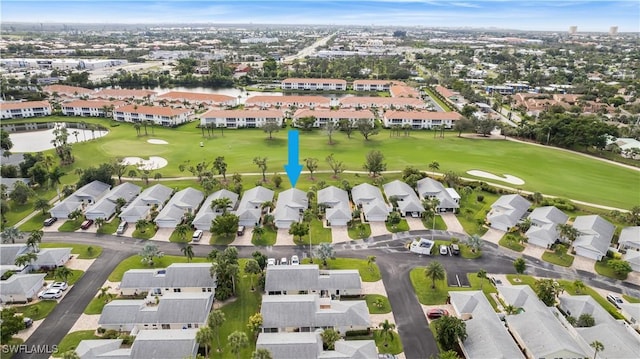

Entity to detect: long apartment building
[93,89,157,101]
[383,110,462,129]
[1,101,51,119]
[339,96,427,110]
[352,79,399,91]
[199,109,284,128]
[42,84,95,98]
[62,100,125,117]
[281,78,347,91]
[113,104,191,126]
[245,95,331,109]
[293,109,374,127]
[156,91,237,107]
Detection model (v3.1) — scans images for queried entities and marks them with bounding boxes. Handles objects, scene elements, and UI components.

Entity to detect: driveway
[331,225,350,243]
[405,217,424,231]
[440,213,465,234]
[481,228,505,245]
[369,221,389,236]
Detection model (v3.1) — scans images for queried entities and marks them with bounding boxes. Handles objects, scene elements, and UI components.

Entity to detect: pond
[9,123,108,153]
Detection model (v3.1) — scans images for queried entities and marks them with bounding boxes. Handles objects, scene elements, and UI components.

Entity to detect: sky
[2,1,639,32]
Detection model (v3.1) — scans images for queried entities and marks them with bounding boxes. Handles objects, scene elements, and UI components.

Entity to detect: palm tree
[181,244,194,262]
[557,223,580,243]
[425,261,445,289]
[428,161,440,175]
[55,266,73,283]
[135,219,148,233]
[94,217,106,229]
[98,286,112,302]
[227,331,249,359]
[68,209,82,222]
[134,123,141,136]
[467,234,483,253]
[211,197,232,213]
[244,259,262,291]
[2,227,23,244]
[26,230,43,252]
[48,167,65,192]
[367,255,376,272]
[504,304,518,315]
[72,130,79,143]
[61,350,80,359]
[477,269,487,290]
[251,348,274,359]
[378,319,396,347]
[590,340,604,359]
[252,225,265,241]
[33,197,51,216]
[14,252,37,267]
[175,223,190,242]
[208,310,226,352]
[196,326,215,358]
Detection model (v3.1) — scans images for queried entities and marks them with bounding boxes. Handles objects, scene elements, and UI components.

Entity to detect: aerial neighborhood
[1,4,640,359]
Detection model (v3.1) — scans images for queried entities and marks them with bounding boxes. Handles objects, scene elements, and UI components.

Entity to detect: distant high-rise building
[610,26,618,35]
[569,26,578,35]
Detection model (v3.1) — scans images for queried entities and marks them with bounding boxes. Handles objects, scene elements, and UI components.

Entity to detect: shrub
[477,195,484,202]
[96,327,106,334]
[119,334,135,345]
[345,329,371,337]
[102,330,119,339]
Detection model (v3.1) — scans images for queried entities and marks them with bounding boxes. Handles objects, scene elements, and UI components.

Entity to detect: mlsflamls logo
[1,344,58,354]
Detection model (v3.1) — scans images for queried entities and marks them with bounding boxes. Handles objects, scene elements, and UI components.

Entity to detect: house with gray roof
[274,188,308,229]
[486,194,531,231]
[525,206,569,248]
[120,184,173,224]
[450,291,524,359]
[416,177,460,212]
[620,303,640,331]
[119,263,216,296]
[155,188,204,228]
[317,186,351,226]
[192,189,239,231]
[50,180,111,219]
[0,244,71,275]
[498,285,590,359]
[98,292,213,332]
[572,215,615,261]
[31,247,72,271]
[351,183,390,222]
[76,329,198,359]
[257,332,377,359]
[623,250,640,272]
[265,265,361,297]
[261,294,370,334]
[558,295,640,359]
[619,226,640,251]
[382,180,424,217]
[0,273,46,303]
[0,244,31,276]
[235,186,274,227]
[85,182,141,220]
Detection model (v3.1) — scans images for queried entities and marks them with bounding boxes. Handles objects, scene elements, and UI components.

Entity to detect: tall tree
[315,242,334,267]
[196,326,214,358]
[467,234,482,253]
[227,331,249,359]
[425,261,445,289]
[181,244,194,262]
[14,252,37,267]
[213,156,228,180]
[557,223,580,243]
[433,315,467,351]
[324,121,337,144]
[175,223,191,242]
[534,278,560,306]
[1,227,23,244]
[244,259,262,291]
[34,197,51,215]
[320,328,341,350]
[378,319,396,348]
[338,118,355,138]
[262,119,280,140]
[326,153,345,178]
[253,157,268,182]
[590,340,604,359]
[513,257,526,279]
[304,157,319,180]
[288,222,309,242]
[251,348,274,359]
[26,230,43,252]
[139,243,164,266]
[363,150,386,176]
[357,118,379,140]
[207,310,226,352]
[428,161,440,175]
[477,269,487,290]
[55,266,73,283]
[210,213,240,237]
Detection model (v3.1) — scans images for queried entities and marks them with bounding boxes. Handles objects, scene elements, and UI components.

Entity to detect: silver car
[38,288,63,300]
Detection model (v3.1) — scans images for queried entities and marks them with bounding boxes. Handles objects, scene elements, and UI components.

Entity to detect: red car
[80,219,94,230]
[427,308,449,319]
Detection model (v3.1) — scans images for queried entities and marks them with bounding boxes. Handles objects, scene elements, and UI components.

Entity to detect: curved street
[14,230,640,359]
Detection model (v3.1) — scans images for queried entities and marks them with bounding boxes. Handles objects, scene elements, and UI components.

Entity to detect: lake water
[9,123,108,153]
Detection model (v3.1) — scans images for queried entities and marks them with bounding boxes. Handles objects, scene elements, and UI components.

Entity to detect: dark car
[23,317,33,328]
[43,217,57,227]
[427,308,449,319]
[80,219,94,230]
[450,244,460,255]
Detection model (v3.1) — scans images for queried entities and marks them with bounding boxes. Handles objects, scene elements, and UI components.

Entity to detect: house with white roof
[415,177,460,213]
[235,186,274,227]
[317,186,351,226]
[49,180,111,219]
[154,188,204,229]
[265,265,361,297]
[486,194,531,232]
[261,294,370,334]
[351,183,390,222]
[525,206,569,248]
[572,215,615,261]
[119,263,216,296]
[120,184,173,224]
[0,273,46,304]
[98,292,213,332]
[382,180,424,217]
[192,189,239,231]
[449,291,524,359]
[274,188,308,229]
[620,303,640,330]
[558,295,640,359]
[76,329,199,359]
[257,332,377,359]
[619,226,640,251]
[498,285,590,359]
[84,182,141,220]
[624,250,640,272]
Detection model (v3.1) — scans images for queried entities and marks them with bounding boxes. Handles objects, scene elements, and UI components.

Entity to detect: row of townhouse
[0,101,52,119]
[282,78,414,93]
[113,104,192,126]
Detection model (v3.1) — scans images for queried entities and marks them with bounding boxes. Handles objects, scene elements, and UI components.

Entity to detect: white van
[192,230,203,242]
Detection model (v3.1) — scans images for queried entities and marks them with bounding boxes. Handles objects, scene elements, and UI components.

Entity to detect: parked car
[439,245,448,255]
[280,257,288,265]
[116,221,128,235]
[192,229,203,242]
[22,317,33,328]
[237,226,245,236]
[48,282,68,291]
[427,308,449,319]
[607,294,623,309]
[291,255,300,265]
[38,288,63,300]
[80,219,94,230]
[267,258,276,266]
[43,217,57,227]
[450,244,460,255]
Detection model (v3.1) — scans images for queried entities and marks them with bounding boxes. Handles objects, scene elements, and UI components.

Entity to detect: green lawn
[346,330,403,355]
[541,251,575,267]
[252,226,276,246]
[3,187,57,228]
[58,219,82,232]
[385,219,409,233]
[422,215,448,230]
[14,300,57,320]
[39,243,102,259]
[460,243,482,259]
[347,220,371,239]
[303,257,381,282]
[18,212,48,232]
[457,191,499,236]
[0,338,24,359]
[96,220,120,235]
[132,223,156,239]
[210,233,235,245]
[52,330,100,357]
[364,294,392,314]
[84,296,110,315]
[169,228,195,243]
[410,269,498,306]
[595,259,628,280]
[295,219,332,245]
[108,255,210,282]
[44,269,84,285]
[498,234,526,252]
[623,295,640,303]
[7,116,640,209]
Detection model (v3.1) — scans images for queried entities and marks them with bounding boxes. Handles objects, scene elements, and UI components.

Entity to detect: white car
[48,282,68,291]
[38,288,63,300]
[291,255,300,265]
[267,258,276,266]
[439,245,449,255]
[280,257,288,265]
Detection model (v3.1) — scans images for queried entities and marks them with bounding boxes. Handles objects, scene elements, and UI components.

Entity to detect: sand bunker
[147,139,169,145]
[122,156,168,170]
[466,170,525,185]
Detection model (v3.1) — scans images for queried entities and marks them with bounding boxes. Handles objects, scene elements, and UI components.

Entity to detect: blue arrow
[284,129,303,188]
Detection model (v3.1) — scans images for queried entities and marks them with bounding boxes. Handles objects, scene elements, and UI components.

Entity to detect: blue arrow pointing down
[284,129,303,188]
